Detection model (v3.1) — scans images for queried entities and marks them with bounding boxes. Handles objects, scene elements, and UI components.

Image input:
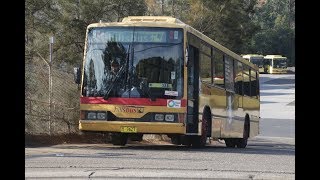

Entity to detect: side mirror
[73,67,81,84]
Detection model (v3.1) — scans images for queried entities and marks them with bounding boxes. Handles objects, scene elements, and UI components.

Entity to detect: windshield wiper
[103,42,132,100]
[147,88,156,101]
[140,80,156,101]
[103,65,126,100]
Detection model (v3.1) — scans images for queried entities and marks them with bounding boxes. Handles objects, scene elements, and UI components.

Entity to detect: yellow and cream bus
[263,55,288,74]
[74,16,260,148]
[242,54,265,73]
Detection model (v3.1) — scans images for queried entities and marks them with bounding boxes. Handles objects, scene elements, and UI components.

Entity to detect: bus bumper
[79,121,186,134]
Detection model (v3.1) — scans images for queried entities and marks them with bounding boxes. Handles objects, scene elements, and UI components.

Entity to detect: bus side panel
[227,93,245,138]
[233,94,247,136]
[207,87,226,138]
[272,68,288,74]
[198,84,223,138]
[242,96,260,137]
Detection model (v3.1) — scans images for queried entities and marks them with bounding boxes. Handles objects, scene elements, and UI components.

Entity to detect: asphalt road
[25,74,295,179]
[259,74,295,139]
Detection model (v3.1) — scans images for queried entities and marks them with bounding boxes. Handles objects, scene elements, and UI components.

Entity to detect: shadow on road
[33,138,294,158]
[260,92,294,96]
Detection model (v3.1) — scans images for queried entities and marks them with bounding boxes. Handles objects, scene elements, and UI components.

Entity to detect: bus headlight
[165,114,174,122]
[97,112,107,120]
[155,114,164,121]
[87,112,97,119]
[86,111,107,120]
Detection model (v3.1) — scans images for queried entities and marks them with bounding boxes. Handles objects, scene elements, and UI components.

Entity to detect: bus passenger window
[243,65,250,96]
[200,53,212,84]
[213,49,224,87]
[250,69,258,98]
[234,61,243,95]
[224,56,234,91]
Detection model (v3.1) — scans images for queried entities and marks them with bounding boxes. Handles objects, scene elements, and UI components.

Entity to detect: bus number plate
[120,126,137,133]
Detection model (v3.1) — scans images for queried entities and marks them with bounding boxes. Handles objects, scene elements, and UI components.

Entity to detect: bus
[242,54,265,73]
[74,16,260,148]
[263,55,288,74]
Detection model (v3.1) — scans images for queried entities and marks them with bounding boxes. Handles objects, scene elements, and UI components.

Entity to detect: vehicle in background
[242,54,265,73]
[263,55,288,74]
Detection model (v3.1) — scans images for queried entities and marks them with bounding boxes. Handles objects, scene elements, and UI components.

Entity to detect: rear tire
[225,138,236,148]
[111,133,128,146]
[236,138,248,148]
[236,118,250,148]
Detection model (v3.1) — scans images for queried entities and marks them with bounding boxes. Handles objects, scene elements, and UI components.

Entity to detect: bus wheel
[129,134,143,142]
[224,139,236,148]
[170,135,181,145]
[192,114,209,148]
[111,133,128,146]
[236,118,250,148]
[181,135,192,147]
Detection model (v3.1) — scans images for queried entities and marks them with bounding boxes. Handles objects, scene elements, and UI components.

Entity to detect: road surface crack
[88,171,95,178]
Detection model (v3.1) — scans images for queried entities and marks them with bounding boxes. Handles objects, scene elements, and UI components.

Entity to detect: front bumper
[79,120,186,134]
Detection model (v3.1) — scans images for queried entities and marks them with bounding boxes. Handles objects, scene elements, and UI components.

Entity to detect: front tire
[170,135,181,145]
[192,114,209,148]
[111,133,128,146]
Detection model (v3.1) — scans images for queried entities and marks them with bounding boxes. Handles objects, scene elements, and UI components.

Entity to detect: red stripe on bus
[81,97,187,107]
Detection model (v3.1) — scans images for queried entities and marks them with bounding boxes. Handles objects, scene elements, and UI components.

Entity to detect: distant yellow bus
[74,16,260,148]
[242,54,265,73]
[263,55,288,74]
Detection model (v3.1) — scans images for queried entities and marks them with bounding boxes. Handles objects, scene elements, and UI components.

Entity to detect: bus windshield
[82,27,184,99]
[250,57,264,68]
[273,59,287,68]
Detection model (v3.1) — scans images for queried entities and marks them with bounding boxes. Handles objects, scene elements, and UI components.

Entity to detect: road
[25,74,295,179]
[259,74,295,139]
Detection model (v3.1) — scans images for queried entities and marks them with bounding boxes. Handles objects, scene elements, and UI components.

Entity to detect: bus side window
[250,69,258,98]
[211,47,215,84]
[243,65,250,96]
[224,56,234,91]
[199,42,212,84]
[213,49,224,88]
[234,61,243,95]
[199,53,212,84]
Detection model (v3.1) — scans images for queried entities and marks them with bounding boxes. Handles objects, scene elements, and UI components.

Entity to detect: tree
[55,0,147,65]
[26,0,148,66]
[251,0,295,66]
[186,0,260,54]
[25,0,61,63]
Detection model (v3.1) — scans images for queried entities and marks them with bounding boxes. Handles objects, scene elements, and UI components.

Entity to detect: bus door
[186,45,199,134]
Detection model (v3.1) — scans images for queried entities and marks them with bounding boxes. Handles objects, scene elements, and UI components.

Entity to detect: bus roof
[87,16,186,29]
[122,16,185,24]
[86,16,257,70]
[264,55,287,59]
[242,54,264,58]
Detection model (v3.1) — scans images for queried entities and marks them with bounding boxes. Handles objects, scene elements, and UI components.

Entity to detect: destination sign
[91,29,169,43]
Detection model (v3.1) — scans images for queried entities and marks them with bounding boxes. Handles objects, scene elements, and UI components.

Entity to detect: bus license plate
[120,126,137,133]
